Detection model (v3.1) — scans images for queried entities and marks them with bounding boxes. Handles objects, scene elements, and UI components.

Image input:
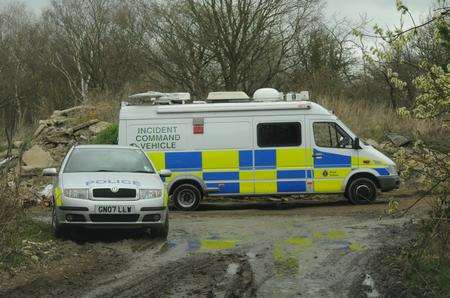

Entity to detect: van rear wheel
[347,178,377,204]
[173,184,202,211]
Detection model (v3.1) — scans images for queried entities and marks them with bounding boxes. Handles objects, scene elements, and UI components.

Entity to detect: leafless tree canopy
[0,0,448,136]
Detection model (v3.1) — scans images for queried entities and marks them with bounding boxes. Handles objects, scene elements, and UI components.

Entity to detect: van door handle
[312,153,323,159]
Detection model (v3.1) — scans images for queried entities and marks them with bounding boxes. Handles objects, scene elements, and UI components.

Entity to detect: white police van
[43,145,172,238]
[118,88,399,211]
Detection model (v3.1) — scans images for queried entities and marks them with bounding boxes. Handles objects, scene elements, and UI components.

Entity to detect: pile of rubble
[20,106,110,176]
[1,105,111,207]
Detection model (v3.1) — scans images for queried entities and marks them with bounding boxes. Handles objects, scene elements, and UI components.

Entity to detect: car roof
[74,144,140,150]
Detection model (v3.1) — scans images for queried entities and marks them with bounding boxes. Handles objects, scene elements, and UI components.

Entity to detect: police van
[118,88,399,210]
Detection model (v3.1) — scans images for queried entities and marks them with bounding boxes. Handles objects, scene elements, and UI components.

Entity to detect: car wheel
[173,184,202,211]
[52,205,69,239]
[347,178,377,205]
[152,214,169,239]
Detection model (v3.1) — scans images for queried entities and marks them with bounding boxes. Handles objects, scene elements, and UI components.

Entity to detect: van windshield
[64,148,155,173]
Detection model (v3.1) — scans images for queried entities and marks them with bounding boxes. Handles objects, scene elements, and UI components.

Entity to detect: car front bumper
[56,197,168,228]
[378,175,400,192]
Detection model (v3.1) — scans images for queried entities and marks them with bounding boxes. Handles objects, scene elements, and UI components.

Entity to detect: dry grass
[316,96,446,146]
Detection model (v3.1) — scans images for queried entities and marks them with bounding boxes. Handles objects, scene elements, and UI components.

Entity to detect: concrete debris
[51,106,86,118]
[89,121,110,134]
[68,119,100,134]
[385,133,412,147]
[20,166,45,177]
[3,104,110,208]
[365,139,379,147]
[39,184,53,199]
[33,124,46,138]
[22,145,55,168]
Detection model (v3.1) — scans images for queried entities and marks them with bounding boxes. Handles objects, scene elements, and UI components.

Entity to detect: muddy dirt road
[2,196,424,297]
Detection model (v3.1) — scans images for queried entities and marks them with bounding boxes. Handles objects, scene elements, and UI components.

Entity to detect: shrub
[90,123,118,145]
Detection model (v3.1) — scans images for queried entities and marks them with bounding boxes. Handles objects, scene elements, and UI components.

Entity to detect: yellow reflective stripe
[314,180,343,192]
[276,148,312,168]
[202,150,238,170]
[55,187,63,206]
[166,171,202,183]
[254,170,276,180]
[313,168,351,179]
[163,189,169,206]
[148,152,165,171]
[239,171,253,180]
[352,155,387,168]
[255,182,276,193]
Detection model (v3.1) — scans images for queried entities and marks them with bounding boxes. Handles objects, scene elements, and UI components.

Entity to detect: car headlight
[63,188,89,200]
[387,165,398,176]
[139,189,162,199]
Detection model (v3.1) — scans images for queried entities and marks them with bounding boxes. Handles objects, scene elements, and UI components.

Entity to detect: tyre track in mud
[3,196,426,297]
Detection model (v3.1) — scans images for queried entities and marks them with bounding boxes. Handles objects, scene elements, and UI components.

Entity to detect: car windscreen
[63,148,155,173]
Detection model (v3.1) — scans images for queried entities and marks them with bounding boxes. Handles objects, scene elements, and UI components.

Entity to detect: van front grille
[92,188,136,198]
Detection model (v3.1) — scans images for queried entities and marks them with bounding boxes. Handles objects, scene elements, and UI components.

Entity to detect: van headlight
[63,188,89,200]
[139,189,162,199]
[387,165,398,176]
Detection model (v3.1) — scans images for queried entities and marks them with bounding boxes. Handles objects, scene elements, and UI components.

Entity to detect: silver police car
[43,145,171,238]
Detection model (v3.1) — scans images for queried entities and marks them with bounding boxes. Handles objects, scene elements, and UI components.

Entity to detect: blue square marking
[165,151,202,171]
[254,150,276,169]
[239,150,253,169]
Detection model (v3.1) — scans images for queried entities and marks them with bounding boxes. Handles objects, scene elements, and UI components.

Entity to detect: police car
[43,145,171,238]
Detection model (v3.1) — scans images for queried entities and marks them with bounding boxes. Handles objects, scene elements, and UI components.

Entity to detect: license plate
[95,205,135,214]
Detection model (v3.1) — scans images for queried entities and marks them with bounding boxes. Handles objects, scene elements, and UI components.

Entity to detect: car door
[309,120,358,193]
[253,116,308,194]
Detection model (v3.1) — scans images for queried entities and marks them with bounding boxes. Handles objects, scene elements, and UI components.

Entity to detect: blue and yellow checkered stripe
[148,148,312,194]
[148,148,391,194]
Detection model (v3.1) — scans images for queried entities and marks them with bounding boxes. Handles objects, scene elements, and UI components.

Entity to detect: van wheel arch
[346,172,380,193]
[168,179,204,196]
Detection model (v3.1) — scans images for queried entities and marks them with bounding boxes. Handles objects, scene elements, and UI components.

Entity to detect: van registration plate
[95,205,135,214]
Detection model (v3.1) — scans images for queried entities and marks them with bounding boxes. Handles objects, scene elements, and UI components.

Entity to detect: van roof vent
[126,91,190,105]
[253,88,283,102]
[206,91,250,103]
[285,91,310,101]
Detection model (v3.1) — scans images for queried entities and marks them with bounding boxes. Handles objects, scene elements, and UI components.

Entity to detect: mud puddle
[2,196,426,297]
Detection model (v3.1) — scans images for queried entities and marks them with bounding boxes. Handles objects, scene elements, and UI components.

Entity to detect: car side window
[257,122,301,147]
[313,122,352,149]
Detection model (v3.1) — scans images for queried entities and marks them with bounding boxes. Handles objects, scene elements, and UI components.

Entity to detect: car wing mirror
[159,169,172,178]
[43,168,58,176]
[352,137,361,149]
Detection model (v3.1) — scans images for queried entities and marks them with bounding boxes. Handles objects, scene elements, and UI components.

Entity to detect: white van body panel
[118,100,399,197]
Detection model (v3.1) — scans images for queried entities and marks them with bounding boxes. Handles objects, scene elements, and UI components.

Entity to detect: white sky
[8,0,436,30]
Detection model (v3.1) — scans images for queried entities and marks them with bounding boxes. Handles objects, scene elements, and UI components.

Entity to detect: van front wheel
[347,178,377,204]
[173,184,202,211]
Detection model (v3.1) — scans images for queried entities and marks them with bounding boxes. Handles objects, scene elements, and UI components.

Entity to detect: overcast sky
[11,0,435,30]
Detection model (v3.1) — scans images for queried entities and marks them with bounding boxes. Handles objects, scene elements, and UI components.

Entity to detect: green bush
[90,123,118,144]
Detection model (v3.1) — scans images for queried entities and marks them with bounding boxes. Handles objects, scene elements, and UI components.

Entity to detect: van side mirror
[43,168,58,176]
[159,169,172,178]
[352,138,361,149]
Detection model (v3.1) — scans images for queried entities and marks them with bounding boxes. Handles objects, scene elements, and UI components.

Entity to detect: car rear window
[64,148,155,173]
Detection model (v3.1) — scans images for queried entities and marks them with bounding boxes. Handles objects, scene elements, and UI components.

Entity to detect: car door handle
[312,154,323,159]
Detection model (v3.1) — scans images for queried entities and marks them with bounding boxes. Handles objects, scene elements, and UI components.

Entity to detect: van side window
[313,122,352,149]
[257,122,301,147]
